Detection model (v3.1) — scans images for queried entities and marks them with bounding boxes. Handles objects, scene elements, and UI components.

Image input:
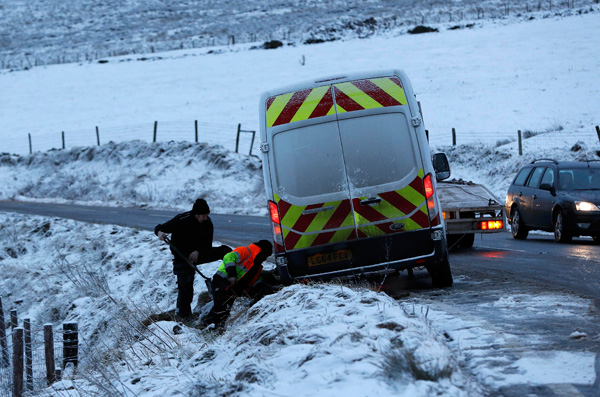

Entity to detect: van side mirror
[432,152,451,181]
[539,183,556,195]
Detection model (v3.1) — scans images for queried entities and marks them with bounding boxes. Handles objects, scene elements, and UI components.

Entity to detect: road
[2,200,599,395]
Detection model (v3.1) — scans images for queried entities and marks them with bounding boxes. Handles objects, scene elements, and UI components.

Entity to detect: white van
[259,69,452,287]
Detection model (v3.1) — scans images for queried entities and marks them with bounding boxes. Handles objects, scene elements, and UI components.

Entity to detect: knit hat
[192,198,210,215]
[255,240,273,256]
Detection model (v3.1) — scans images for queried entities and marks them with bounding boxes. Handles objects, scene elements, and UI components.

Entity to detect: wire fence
[2,121,599,158]
[0,298,77,397]
[2,120,259,157]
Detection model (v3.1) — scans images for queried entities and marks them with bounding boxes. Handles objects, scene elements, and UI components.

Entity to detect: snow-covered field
[1,4,600,397]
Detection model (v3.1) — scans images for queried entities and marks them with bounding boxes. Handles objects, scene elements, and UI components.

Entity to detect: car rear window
[513,168,532,186]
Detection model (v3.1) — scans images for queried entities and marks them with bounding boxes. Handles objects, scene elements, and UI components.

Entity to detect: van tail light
[268,200,285,253]
[478,220,504,230]
[423,173,441,227]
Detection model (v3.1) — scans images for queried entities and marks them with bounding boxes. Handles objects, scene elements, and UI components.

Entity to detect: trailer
[437,179,507,249]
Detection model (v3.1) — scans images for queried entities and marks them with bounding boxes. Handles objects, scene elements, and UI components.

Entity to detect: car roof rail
[530,158,558,164]
[584,159,600,167]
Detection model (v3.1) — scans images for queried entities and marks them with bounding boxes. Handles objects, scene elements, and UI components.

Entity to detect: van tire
[277,265,294,286]
[428,255,453,288]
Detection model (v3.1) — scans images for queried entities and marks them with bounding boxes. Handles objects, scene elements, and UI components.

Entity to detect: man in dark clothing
[202,240,275,328]
[155,198,231,318]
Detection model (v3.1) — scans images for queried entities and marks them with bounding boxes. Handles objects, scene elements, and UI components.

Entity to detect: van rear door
[333,78,430,239]
[266,85,359,253]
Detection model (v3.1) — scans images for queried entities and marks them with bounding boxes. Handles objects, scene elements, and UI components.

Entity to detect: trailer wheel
[460,233,475,248]
[428,254,453,288]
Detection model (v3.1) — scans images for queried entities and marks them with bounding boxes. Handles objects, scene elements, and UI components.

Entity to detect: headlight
[575,201,600,212]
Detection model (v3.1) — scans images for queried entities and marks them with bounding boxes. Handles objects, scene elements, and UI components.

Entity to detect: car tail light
[478,220,503,230]
[268,200,284,252]
[423,173,441,226]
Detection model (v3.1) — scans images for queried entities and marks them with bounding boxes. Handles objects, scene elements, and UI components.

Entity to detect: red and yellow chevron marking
[266,85,335,128]
[334,77,406,114]
[354,171,429,238]
[265,77,407,128]
[275,195,357,250]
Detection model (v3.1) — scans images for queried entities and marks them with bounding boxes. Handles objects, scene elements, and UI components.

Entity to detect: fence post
[518,130,523,156]
[96,126,100,146]
[249,131,256,156]
[235,123,241,153]
[63,322,78,369]
[24,319,33,391]
[28,134,32,154]
[10,309,17,330]
[153,121,158,143]
[195,120,198,143]
[452,128,456,146]
[0,297,8,368]
[61,131,65,149]
[13,327,24,397]
[44,324,56,385]
[595,125,599,143]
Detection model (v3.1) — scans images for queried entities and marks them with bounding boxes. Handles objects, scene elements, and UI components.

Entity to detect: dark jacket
[154,211,214,273]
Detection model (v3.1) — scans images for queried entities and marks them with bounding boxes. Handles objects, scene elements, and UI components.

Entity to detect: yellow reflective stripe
[358,225,386,237]
[294,233,318,249]
[280,204,304,229]
[330,228,355,244]
[336,104,347,114]
[335,82,382,110]
[289,86,330,123]
[371,78,407,105]
[266,93,293,128]
[398,184,426,209]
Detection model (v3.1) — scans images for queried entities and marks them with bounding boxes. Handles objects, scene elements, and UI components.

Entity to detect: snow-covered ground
[1,5,600,397]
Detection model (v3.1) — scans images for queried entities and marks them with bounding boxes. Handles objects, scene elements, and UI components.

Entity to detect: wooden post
[249,131,256,156]
[28,133,32,154]
[63,322,78,369]
[0,297,8,368]
[44,324,56,385]
[24,319,33,391]
[153,121,158,143]
[518,130,523,156]
[13,327,24,397]
[235,123,241,153]
[61,131,65,149]
[452,128,456,146]
[195,120,198,143]
[10,309,17,329]
[595,125,599,143]
[96,126,100,146]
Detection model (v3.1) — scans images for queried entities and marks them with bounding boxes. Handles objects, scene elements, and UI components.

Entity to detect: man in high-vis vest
[202,240,274,327]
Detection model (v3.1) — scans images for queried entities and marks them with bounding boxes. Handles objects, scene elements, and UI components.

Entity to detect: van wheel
[277,265,294,286]
[511,208,529,240]
[554,211,572,243]
[428,255,453,288]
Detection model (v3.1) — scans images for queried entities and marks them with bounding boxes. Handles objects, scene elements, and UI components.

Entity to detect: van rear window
[273,121,347,197]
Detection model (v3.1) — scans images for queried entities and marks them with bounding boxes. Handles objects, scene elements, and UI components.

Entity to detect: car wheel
[511,208,529,239]
[554,211,572,243]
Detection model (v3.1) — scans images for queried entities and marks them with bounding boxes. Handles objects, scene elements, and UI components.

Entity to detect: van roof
[259,68,409,101]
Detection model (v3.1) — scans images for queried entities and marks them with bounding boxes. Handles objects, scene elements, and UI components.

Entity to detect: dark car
[505,159,600,243]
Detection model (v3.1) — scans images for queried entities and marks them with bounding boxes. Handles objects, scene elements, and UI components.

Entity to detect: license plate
[307,249,353,267]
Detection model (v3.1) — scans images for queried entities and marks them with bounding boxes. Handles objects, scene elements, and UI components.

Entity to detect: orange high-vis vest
[217,244,263,286]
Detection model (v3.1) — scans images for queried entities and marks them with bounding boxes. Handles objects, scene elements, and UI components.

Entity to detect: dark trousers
[173,245,232,318]
[203,277,275,326]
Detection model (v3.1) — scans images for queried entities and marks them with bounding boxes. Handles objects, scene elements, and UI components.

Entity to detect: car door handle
[532,194,537,200]
[360,197,382,206]
[518,192,523,197]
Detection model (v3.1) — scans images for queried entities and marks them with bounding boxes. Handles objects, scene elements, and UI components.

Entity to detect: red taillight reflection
[269,200,280,224]
[478,220,503,230]
[424,174,434,199]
